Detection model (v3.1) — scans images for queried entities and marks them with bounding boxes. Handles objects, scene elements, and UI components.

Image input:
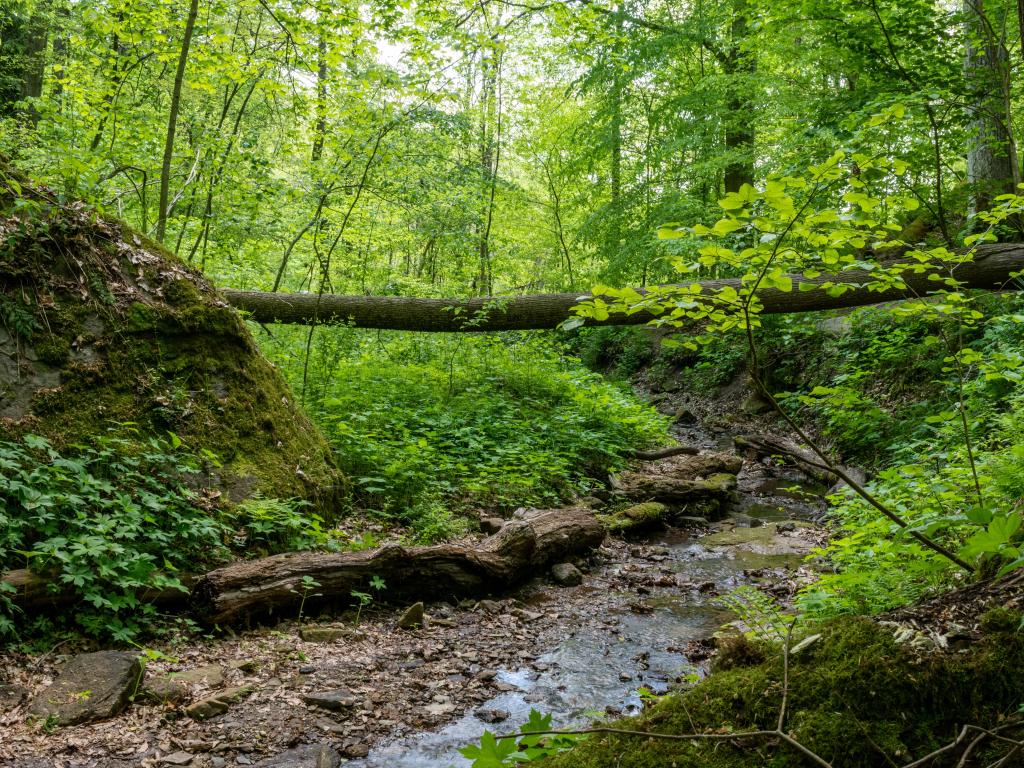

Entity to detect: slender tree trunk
[311,6,328,164]
[156,0,200,243]
[963,0,1019,217]
[723,1,754,193]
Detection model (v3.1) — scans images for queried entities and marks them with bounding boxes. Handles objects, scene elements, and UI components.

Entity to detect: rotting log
[222,243,1024,332]
[192,507,604,625]
[2,508,604,625]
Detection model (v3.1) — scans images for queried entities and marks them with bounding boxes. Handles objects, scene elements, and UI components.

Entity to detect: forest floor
[0,380,833,768]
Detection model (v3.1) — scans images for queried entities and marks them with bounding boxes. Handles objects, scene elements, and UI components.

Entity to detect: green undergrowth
[258,328,670,541]
[0,430,330,644]
[542,614,1024,768]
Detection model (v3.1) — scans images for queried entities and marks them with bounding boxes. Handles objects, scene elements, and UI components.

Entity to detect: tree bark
[222,243,1024,332]
[963,0,1019,217]
[193,507,604,624]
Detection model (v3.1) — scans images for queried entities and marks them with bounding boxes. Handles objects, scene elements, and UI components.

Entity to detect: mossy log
[193,507,604,624]
[612,453,743,516]
[223,243,1024,332]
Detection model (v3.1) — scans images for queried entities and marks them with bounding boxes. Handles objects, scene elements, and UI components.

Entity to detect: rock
[612,453,741,513]
[298,666,316,675]
[475,669,498,681]
[254,744,342,768]
[302,689,359,711]
[185,685,254,720]
[28,651,143,726]
[142,664,225,704]
[618,672,633,682]
[476,707,510,723]
[580,496,606,509]
[299,626,365,643]
[477,599,502,613]
[0,681,27,711]
[398,602,425,630]
[551,562,583,586]
[341,742,370,759]
[425,702,457,716]
[228,659,258,674]
[673,407,698,424]
[777,521,797,533]
[160,752,195,766]
[602,502,669,534]
[480,517,505,535]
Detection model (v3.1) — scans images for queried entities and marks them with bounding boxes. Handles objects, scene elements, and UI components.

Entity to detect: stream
[347,446,827,767]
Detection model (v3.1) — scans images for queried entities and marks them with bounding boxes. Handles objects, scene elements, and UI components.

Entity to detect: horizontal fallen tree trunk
[193,507,604,625]
[3,508,604,625]
[222,243,1024,332]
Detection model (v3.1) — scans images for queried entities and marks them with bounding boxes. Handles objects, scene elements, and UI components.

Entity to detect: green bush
[295,332,668,537]
[0,432,328,642]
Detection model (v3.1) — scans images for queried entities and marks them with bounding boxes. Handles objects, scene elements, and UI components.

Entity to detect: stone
[28,651,143,726]
[476,707,510,724]
[673,407,698,424]
[302,689,359,711]
[142,664,225,704]
[160,752,195,766]
[477,599,502,613]
[425,702,457,716]
[254,744,342,768]
[228,659,258,674]
[341,742,370,759]
[398,602,425,630]
[0,681,27,711]
[299,626,365,643]
[580,495,606,509]
[185,685,254,720]
[551,562,583,586]
[480,517,505,535]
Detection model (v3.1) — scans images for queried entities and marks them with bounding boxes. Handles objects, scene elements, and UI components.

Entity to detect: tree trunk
[156,0,200,243]
[723,1,754,194]
[963,0,1019,217]
[194,507,604,624]
[221,243,1024,332]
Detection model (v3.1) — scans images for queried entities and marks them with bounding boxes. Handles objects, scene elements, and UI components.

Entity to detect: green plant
[291,575,323,623]
[460,709,582,766]
[714,586,793,643]
[349,574,385,626]
[0,431,230,642]
[230,495,326,553]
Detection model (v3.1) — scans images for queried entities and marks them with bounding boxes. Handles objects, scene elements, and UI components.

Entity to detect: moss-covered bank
[544,615,1024,767]
[0,173,344,510]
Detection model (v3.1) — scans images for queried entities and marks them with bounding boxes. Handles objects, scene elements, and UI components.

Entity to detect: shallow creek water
[348,474,824,768]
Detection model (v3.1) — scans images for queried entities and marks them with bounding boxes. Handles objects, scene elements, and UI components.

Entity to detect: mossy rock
[0,172,345,512]
[601,502,670,534]
[543,615,1024,767]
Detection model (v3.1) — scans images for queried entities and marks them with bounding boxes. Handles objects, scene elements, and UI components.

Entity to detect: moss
[543,617,1024,768]
[601,502,669,533]
[1,182,347,515]
[34,335,70,366]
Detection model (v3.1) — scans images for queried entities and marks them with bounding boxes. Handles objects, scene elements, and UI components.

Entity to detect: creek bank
[0,506,824,767]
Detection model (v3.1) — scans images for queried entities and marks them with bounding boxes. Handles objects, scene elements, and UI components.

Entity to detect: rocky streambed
[0,426,831,768]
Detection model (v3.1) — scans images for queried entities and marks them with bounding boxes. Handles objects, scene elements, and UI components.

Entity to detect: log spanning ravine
[223,243,1024,332]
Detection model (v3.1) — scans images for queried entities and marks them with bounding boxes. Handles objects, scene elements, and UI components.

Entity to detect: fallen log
[1,568,195,612]
[192,507,604,625]
[222,243,1024,332]
[632,445,701,461]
